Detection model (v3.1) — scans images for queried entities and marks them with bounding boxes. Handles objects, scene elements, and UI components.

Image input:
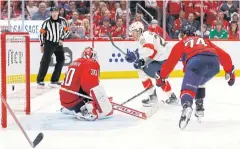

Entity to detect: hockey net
[0,32,30,128]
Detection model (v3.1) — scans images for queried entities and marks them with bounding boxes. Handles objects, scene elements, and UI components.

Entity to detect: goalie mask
[82,47,97,60]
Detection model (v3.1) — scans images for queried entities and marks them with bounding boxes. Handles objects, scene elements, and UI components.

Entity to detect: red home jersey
[94,25,112,37]
[160,36,233,78]
[60,58,100,108]
[168,1,182,15]
[111,26,126,37]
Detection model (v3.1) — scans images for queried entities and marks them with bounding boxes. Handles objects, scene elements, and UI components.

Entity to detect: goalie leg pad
[90,85,113,119]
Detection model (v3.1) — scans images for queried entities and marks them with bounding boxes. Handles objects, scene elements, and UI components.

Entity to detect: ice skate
[179,101,193,130]
[195,98,204,122]
[60,107,76,115]
[165,93,178,105]
[76,103,97,121]
[37,82,45,89]
[49,82,62,88]
[142,89,158,107]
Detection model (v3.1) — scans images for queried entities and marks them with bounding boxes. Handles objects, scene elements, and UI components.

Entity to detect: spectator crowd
[1,0,240,40]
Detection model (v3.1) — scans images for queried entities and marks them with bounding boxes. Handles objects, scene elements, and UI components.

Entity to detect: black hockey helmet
[180,25,197,36]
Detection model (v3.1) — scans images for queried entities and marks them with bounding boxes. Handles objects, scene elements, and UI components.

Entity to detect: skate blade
[179,119,190,130]
[142,102,158,107]
[37,85,45,89]
[197,117,202,123]
[76,115,97,121]
[167,101,180,106]
[165,99,180,106]
[98,115,113,120]
[179,107,193,130]
[48,84,59,88]
[142,101,162,119]
[195,112,204,123]
[195,115,203,123]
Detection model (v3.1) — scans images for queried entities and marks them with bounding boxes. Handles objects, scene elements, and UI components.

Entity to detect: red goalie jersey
[60,54,100,109]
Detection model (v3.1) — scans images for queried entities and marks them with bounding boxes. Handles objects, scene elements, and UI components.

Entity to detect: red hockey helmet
[82,47,97,60]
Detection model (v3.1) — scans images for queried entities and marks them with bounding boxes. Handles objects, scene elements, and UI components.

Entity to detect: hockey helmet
[129,21,144,35]
[82,47,97,60]
[180,25,197,36]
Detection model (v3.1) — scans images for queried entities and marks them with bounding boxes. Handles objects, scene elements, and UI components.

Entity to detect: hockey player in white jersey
[125,21,178,107]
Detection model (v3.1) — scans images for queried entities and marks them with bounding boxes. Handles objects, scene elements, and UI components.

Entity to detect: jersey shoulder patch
[139,36,146,46]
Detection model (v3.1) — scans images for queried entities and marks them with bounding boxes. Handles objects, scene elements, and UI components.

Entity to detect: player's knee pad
[90,85,113,119]
[196,87,205,99]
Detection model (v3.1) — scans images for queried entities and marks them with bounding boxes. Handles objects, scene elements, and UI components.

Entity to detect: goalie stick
[1,96,43,148]
[59,87,153,119]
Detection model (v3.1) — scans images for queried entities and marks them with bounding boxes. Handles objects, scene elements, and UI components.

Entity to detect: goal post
[0,32,30,128]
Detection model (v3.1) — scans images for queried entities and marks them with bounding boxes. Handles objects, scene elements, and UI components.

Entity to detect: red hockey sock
[160,81,171,92]
[180,90,195,106]
[142,78,153,89]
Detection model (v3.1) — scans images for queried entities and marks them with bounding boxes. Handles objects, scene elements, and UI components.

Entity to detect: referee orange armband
[40,28,46,34]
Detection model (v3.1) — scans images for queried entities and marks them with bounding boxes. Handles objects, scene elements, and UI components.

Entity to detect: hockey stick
[120,85,154,105]
[106,32,153,67]
[106,32,126,55]
[1,96,43,148]
[59,87,149,119]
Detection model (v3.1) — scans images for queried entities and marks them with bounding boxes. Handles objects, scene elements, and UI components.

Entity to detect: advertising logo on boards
[7,49,24,66]
[109,53,125,63]
[50,47,73,67]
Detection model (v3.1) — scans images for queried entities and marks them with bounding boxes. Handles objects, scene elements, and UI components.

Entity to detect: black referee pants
[37,41,65,83]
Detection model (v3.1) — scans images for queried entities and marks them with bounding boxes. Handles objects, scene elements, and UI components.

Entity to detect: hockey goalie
[59,47,113,121]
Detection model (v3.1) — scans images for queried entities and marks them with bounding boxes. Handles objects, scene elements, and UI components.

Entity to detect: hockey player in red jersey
[156,25,235,129]
[60,47,113,121]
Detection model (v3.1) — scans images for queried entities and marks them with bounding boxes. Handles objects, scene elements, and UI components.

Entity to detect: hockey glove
[225,65,235,86]
[125,49,139,63]
[133,58,145,69]
[155,70,166,87]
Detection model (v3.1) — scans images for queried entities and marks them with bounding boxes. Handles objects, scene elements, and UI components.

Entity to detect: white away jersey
[138,31,169,61]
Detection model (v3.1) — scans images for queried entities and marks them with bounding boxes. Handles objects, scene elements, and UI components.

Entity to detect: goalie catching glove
[225,65,235,86]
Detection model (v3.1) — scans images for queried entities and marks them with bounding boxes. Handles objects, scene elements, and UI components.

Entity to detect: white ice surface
[0,78,240,149]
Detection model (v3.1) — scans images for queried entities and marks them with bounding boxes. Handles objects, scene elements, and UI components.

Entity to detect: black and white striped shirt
[39,16,70,46]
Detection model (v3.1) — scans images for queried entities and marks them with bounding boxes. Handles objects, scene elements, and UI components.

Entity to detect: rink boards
[10,40,240,82]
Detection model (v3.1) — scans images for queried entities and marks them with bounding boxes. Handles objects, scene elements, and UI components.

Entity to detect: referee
[37,6,70,88]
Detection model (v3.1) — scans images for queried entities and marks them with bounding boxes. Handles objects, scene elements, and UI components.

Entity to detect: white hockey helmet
[129,21,144,35]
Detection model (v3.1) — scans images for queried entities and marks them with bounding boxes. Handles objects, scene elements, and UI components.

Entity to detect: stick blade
[32,132,44,148]
[143,101,163,119]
